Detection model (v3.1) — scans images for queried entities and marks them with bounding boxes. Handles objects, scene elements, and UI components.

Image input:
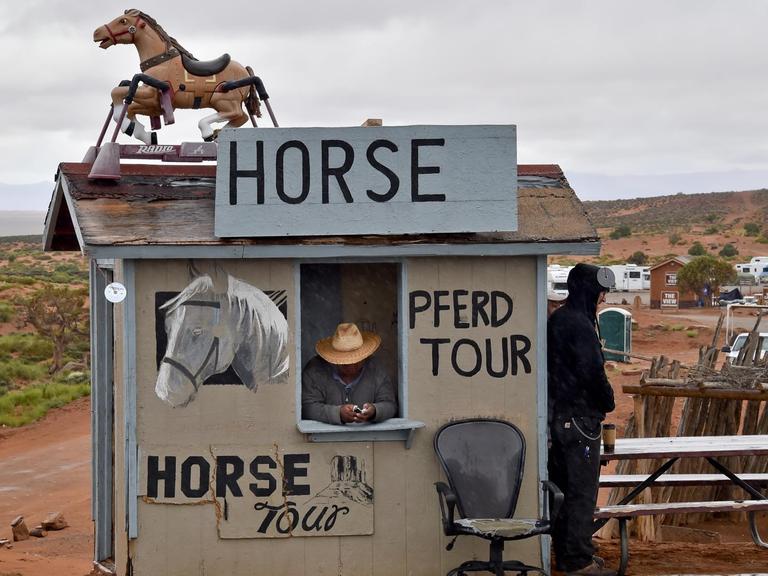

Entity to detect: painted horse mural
[156,273,289,408]
[93,9,263,142]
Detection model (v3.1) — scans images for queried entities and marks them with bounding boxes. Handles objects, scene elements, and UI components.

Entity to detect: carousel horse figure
[94,9,265,142]
[156,272,289,408]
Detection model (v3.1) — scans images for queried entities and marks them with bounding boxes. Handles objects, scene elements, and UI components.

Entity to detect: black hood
[565,263,612,323]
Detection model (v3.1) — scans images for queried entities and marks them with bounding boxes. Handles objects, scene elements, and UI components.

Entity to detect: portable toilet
[598,307,632,362]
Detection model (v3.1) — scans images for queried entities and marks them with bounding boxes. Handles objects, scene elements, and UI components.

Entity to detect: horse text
[227,138,446,205]
[146,453,310,499]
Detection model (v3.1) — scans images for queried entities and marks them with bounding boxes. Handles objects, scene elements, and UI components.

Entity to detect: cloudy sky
[0,0,766,209]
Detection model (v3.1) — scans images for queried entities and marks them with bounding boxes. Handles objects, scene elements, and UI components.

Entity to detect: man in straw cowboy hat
[302,323,397,425]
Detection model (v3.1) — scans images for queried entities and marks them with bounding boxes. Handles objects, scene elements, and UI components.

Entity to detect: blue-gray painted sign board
[214,125,517,238]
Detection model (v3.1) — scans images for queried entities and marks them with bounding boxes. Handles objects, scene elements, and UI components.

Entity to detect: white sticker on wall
[105,282,127,303]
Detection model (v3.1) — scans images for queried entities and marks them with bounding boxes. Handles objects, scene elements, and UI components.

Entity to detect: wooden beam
[622,385,768,401]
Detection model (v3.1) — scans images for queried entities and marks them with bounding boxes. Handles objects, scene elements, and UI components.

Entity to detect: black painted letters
[228,137,446,205]
[409,289,532,378]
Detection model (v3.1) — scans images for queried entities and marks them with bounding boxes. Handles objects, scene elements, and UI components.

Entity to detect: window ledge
[297,418,426,449]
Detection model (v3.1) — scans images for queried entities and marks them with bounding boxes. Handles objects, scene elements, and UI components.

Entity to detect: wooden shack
[44,125,598,576]
[650,256,696,309]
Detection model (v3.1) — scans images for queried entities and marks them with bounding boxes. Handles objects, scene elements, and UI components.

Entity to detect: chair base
[447,559,547,576]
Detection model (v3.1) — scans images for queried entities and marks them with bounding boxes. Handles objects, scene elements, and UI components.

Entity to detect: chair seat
[454,517,548,539]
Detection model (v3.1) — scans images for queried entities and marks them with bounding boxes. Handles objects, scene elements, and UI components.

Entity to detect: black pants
[548,414,602,572]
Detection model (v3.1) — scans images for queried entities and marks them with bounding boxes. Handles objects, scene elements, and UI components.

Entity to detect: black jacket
[548,263,615,421]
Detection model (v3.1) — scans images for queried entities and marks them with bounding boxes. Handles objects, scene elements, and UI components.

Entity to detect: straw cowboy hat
[316,323,381,365]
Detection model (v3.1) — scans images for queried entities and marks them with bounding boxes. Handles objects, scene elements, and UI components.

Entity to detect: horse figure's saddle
[181,53,231,77]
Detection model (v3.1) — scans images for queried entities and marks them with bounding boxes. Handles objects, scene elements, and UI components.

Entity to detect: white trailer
[547,265,571,297]
[609,264,649,291]
[735,260,768,283]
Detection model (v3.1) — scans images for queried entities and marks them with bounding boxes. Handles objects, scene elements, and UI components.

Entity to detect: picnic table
[594,435,768,575]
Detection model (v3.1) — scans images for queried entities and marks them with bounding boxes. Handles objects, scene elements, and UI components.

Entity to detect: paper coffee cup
[602,423,616,452]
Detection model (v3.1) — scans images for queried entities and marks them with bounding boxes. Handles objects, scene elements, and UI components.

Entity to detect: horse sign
[93,9,267,143]
[215,125,518,237]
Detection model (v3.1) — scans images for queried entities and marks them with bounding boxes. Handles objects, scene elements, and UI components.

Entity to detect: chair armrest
[434,481,458,528]
[542,480,564,522]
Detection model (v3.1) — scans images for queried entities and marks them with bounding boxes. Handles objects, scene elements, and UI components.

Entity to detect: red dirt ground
[0,397,93,576]
[1,307,768,575]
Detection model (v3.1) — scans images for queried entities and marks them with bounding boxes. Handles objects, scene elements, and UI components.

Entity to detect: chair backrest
[434,418,526,519]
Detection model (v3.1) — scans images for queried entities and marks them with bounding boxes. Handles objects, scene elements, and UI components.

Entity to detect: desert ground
[1,298,768,575]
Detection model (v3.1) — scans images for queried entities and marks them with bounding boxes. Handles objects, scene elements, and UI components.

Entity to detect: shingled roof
[44,163,599,257]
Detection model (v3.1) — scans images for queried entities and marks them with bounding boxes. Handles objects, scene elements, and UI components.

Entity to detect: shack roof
[649,256,693,271]
[44,162,599,259]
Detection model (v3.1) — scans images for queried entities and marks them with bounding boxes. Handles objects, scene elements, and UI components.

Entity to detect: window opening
[299,262,400,421]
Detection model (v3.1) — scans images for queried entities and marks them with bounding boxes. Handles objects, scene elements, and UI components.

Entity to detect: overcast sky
[0,0,766,206]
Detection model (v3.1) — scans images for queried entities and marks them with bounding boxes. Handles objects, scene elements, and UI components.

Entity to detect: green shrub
[0,333,54,361]
[609,225,632,240]
[686,330,699,338]
[50,263,88,283]
[745,222,761,237]
[0,274,36,286]
[668,233,682,245]
[0,360,47,386]
[757,236,768,244]
[0,382,90,427]
[704,226,719,235]
[628,251,648,265]
[0,302,13,323]
[688,242,707,256]
[719,243,739,258]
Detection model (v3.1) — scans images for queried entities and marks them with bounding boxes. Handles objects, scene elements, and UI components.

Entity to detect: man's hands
[340,403,377,423]
[340,404,356,423]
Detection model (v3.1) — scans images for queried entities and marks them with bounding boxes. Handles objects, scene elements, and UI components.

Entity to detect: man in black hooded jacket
[548,263,616,576]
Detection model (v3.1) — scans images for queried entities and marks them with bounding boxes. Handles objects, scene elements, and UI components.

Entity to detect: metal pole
[263,100,279,127]
[95,105,114,148]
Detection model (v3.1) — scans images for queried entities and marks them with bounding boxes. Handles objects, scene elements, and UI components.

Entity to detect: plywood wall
[116,256,542,576]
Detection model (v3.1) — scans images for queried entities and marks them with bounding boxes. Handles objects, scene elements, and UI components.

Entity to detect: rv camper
[547,265,571,297]
[608,264,650,291]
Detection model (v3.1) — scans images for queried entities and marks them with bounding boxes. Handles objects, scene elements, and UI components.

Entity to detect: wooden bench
[594,499,768,576]
[596,436,768,574]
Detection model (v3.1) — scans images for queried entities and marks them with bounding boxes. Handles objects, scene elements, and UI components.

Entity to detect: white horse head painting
[155,273,289,407]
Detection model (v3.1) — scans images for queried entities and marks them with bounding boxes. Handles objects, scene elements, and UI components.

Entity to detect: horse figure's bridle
[103,14,145,46]
[161,300,222,390]
[102,13,180,73]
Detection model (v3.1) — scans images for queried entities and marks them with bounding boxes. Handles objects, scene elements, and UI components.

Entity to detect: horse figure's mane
[130,9,197,61]
[160,275,215,313]
[226,276,286,328]
[160,274,285,326]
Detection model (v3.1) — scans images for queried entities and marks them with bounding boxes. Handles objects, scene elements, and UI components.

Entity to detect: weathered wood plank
[595,499,768,519]
[600,435,768,461]
[622,385,768,401]
[599,473,768,488]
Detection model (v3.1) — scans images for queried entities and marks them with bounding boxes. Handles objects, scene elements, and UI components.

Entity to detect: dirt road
[0,397,93,576]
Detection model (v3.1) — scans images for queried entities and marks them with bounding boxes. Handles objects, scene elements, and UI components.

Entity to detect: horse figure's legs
[198,91,250,141]
[110,86,158,144]
[198,112,226,142]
